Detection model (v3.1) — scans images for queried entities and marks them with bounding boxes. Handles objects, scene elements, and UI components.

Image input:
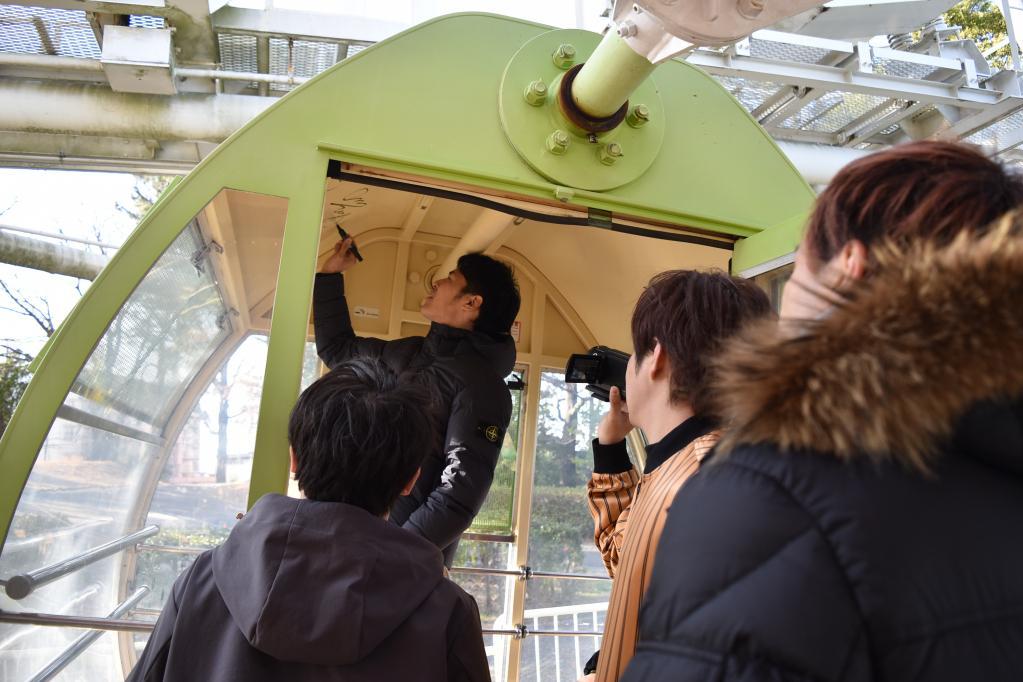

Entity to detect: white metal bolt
[617,20,638,38]
[600,142,624,165]
[552,44,577,69]
[524,79,548,106]
[546,130,571,155]
[627,104,650,128]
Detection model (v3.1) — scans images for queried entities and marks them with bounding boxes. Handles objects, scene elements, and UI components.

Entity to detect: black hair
[457,253,521,335]
[631,269,773,417]
[287,358,435,515]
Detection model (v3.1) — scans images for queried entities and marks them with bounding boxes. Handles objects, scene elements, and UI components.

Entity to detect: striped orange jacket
[586,429,719,681]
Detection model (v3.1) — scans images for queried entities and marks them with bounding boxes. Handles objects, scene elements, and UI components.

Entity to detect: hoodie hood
[211,494,444,666]
[425,322,517,377]
[714,216,1023,475]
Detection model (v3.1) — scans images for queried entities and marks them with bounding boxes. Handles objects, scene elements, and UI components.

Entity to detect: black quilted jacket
[313,273,515,566]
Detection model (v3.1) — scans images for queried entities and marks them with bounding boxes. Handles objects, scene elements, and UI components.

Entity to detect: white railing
[490,601,608,682]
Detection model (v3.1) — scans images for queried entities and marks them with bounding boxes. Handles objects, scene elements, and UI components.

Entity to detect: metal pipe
[530,570,610,582]
[0,53,307,88]
[461,532,515,543]
[571,30,656,120]
[0,223,119,250]
[519,628,603,638]
[138,543,204,556]
[0,52,105,76]
[137,548,613,582]
[774,141,872,187]
[448,566,610,581]
[0,610,598,639]
[24,587,150,682]
[0,80,273,142]
[0,228,109,281]
[0,611,155,632]
[4,526,159,600]
[437,210,514,278]
[175,67,309,86]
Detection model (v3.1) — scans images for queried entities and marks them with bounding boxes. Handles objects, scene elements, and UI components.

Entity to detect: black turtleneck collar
[642,415,717,473]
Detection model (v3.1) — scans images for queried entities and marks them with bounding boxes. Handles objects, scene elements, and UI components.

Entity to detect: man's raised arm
[313,237,386,368]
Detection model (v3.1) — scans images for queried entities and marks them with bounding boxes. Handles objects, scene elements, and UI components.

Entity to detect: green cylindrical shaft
[571,30,655,119]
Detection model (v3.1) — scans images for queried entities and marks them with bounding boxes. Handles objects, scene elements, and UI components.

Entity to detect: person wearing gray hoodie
[127,359,491,682]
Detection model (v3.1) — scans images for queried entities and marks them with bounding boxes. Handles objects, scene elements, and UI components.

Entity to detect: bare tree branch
[0,280,55,335]
[0,343,33,364]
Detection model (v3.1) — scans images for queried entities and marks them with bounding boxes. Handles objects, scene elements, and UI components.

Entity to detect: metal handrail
[4,525,159,600]
[449,565,610,582]
[0,611,155,632]
[24,587,150,682]
[137,545,612,583]
[138,543,203,556]
[0,610,599,639]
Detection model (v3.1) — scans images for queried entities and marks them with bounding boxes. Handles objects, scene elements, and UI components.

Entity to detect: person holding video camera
[580,270,772,681]
[314,237,520,567]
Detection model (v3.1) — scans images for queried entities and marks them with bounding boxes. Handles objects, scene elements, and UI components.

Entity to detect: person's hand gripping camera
[597,385,634,445]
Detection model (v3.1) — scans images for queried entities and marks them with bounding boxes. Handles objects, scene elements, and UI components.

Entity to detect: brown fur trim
[713,214,1023,472]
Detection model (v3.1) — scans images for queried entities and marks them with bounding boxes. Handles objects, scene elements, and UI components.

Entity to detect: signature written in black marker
[330,187,369,220]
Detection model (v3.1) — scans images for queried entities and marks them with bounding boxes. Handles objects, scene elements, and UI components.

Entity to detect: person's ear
[289,446,297,475]
[400,467,421,496]
[836,239,868,283]
[648,340,669,380]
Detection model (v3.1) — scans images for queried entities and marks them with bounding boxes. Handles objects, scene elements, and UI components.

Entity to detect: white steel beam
[211,6,408,43]
[688,49,1004,108]
[0,78,271,141]
[842,101,929,146]
[937,95,1023,141]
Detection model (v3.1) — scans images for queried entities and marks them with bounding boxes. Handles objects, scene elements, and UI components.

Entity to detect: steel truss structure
[1,1,1023,174]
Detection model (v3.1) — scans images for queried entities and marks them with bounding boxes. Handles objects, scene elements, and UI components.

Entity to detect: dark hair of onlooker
[287,358,436,515]
[631,270,772,418]
[805,140,1023,264]
[457,253,521,336]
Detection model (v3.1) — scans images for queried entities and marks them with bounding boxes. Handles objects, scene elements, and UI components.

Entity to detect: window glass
[752,261,793,313]
[517,370,616,682]
[137,334,269,610]
[71,223,231,431]
[467,371,523,535]
[1,188,290,681]
[0,223,230,681]
[529,370,619,577]
[451,540,512,682]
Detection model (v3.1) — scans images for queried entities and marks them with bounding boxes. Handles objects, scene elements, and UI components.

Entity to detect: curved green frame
[0,13,814,548]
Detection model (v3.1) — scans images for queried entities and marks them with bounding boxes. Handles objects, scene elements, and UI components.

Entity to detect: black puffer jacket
[314,273,515,565]
[623,224,1023,681]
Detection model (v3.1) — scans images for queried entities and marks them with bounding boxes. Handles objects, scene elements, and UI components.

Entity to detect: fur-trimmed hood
[715,215,1023,473]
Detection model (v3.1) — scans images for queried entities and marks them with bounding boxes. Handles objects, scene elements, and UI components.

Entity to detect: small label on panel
[353,306,380,319]
[510,320,522,342]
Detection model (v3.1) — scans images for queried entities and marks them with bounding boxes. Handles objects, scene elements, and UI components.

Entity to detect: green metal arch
[0,12,813,547]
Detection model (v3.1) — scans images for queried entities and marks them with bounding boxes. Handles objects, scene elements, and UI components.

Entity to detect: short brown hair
[805,140,1023,263]
[631,270,772,418]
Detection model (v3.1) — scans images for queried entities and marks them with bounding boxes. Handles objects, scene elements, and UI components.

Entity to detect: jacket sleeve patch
[477,422,504,444]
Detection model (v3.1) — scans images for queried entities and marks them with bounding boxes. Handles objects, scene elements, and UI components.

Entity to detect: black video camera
[564,346,629,402]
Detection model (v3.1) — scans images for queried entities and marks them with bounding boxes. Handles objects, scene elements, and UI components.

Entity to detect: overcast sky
[0,169,142,356]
